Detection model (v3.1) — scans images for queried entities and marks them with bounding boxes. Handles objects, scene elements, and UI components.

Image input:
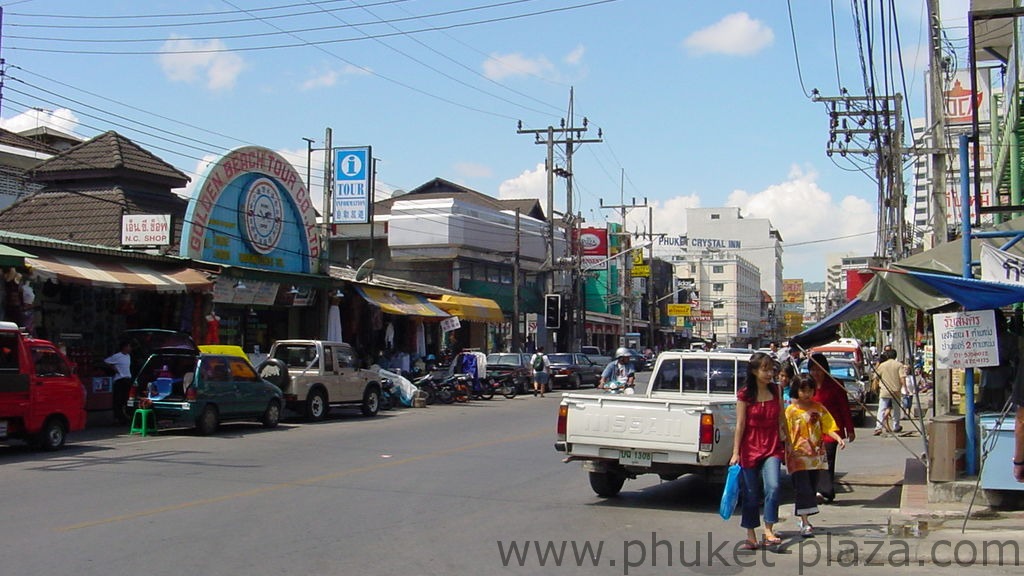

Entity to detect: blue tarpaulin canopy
[791,269,1024,348]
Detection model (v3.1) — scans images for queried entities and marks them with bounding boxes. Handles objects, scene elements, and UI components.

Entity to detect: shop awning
[26,249,212,292]
[355,286,450,318]
[0,243,34,267]
[429,294,504,323]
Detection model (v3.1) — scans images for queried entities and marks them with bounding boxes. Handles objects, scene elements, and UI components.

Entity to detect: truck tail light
[185,386,197,401]
[556,404,568,441]
[699,413,714,452]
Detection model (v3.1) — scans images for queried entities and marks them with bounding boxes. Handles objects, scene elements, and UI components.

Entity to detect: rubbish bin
[929,415,965,482]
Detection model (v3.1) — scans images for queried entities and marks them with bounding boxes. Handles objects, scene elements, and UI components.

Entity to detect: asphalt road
[0,373,1015,575]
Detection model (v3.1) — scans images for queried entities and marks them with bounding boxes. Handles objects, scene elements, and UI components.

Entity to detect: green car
[126,351,283,435]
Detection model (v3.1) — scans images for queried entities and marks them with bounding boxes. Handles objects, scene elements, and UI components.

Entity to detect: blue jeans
[740,456,781,530]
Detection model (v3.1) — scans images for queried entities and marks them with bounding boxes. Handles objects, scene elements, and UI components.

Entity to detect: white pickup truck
[555,350,751,497]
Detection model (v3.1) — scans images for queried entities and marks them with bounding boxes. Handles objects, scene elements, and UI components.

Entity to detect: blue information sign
[333,146,371,224]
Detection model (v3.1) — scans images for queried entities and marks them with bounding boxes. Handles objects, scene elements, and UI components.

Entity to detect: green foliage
[844,314,876,342]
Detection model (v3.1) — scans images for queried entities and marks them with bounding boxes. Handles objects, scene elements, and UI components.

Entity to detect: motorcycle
[485,372,518,399]
[412,373,440,405]
[435,373,473,404]
[602,377,635,395]
[379,377,399,410]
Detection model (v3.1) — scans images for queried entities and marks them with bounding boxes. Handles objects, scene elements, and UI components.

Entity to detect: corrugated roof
[328,265,464,297]
[374,177,546,220]
[0,187,188,251]
[0,128,59,155]
[30,131,189,187]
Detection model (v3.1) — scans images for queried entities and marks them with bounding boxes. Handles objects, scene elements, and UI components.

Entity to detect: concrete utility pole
[321,127,333,339]
[512,209,522,352]
[600,184,647,348]
[926,0,949,247]
[517,92,601,351]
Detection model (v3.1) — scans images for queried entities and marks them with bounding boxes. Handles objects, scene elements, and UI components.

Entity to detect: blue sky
[0,0,974,281]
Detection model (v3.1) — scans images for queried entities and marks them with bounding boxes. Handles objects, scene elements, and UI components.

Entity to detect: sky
[0,0,975,281]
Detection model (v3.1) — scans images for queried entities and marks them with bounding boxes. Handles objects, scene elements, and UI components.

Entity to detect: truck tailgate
[561,393,736,461]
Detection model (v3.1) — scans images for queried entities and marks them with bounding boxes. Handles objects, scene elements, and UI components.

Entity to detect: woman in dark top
[731,352,787,549]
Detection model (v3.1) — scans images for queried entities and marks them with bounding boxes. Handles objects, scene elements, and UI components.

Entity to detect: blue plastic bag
[719,464,742,520]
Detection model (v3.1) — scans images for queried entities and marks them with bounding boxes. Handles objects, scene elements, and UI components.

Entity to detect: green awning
[0,243,35,267]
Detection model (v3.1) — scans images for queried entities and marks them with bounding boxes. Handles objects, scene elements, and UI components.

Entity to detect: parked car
[622,349,654,372]
[0,321,87,450]
[580,346,602,357]
[800,357,867,426]
[126,350,283,435]
[546,353,603,389]
[108,329,198,423]
[484,353,532,394]
[257,340,384,420]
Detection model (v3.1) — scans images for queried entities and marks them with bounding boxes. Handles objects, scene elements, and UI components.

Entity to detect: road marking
[56,428,547,532]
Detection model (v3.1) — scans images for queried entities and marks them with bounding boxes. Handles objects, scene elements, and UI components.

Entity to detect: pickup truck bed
[556,351,749,498]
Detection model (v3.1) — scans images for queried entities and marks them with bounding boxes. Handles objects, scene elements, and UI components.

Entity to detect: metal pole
[513,209,521,352]
[960,133,978,476]
[321,128,333,339]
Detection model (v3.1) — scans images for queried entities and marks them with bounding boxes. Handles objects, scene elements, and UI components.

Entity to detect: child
[778,362,798,407]
[785,375,846,537]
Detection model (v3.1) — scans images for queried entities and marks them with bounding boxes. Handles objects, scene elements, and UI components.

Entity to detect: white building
[675,251,762,346]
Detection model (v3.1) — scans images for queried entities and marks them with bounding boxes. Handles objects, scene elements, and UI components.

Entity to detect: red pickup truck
[0,321,87,450]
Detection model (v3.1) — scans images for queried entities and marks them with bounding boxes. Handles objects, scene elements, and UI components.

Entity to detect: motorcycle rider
[600,348,637,391]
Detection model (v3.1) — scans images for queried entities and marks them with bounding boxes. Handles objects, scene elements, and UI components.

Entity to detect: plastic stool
[130,408,157,436]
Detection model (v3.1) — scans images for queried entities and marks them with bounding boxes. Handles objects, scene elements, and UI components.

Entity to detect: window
[32,348,69,377]
[651,358,680,391]
[0,332,20,372]
[202,358,230,381]
[712,283,724,292]
[336,346,354,368]
[680,358,708,393]
[711,213,720,220]
[322,347,334,372]
[709,359,739,394]
[229,358,259,382]
[712,265,724,274]
[713,301,724,309]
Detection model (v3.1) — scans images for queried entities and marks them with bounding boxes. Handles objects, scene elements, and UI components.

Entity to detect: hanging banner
[932,309,999,370]
[980,243,1024,286]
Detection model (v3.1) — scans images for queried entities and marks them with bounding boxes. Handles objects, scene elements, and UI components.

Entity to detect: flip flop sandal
[741,540,759,551]
[762,536,783,547]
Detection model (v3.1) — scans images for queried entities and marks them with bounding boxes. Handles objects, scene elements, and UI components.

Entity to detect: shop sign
[213,277,279,306]
[440,316,461,333]
[577,227,609,270]
[631,264,650,278]
[933,310,999,370]
[122,214,171,246]
[667,304,691,317]
[182,146,321,274]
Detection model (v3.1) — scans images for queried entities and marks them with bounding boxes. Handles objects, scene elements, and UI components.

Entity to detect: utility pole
[321,127,333,339]
[926,0,949,247]
[512,209,522,352]
[517,91,602,351]
[600,179,647,348]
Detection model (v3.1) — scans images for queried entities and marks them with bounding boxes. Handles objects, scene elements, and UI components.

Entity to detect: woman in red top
[731,352,787,549]
[809,353,856,502]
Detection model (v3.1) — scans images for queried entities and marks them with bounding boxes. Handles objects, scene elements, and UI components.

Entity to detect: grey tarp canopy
[791,269,1024,348]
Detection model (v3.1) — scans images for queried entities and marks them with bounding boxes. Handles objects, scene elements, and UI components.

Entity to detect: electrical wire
[785,0,811,98]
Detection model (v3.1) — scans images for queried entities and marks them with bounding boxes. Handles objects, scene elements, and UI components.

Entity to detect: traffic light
[544,294,561,329]
[879,308,892,331]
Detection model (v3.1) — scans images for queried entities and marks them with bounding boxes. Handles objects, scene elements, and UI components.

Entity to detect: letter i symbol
[347,157,357,174]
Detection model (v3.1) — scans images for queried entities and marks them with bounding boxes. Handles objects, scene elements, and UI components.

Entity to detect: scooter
[487,373,518,399]
[602,377,635,395]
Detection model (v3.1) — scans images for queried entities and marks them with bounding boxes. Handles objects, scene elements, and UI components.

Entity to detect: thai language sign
[932,309,999,369]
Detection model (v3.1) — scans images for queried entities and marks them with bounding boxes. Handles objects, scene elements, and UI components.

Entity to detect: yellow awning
[355,286,450,318]
[429,294,504,323]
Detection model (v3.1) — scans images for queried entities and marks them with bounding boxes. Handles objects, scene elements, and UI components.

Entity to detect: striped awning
[26,249,212,292]
[355,286,449,318]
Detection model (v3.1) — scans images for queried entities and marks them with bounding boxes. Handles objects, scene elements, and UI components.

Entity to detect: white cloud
[564,44,585,65]
[158,36,245,91]
[300,64,371,91]
[0,107,80,134]
[178,153,220,200]
[499,163,549,212]
[684,12,774,56]
[725,165,876,278]
[454,162,493,179]
[483,52,555,80]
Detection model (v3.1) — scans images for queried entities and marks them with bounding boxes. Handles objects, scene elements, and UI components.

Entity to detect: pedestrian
[105,340,133,423]
[980,310,1017,411]
[872,349,905,435]
[730,352,786,550]
[808,353,856,503]
[785,374,846,537]
[778,361,798,407]
[530,346,550,397]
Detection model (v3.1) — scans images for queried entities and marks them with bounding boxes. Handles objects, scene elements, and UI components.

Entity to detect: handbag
[719,463,742,520]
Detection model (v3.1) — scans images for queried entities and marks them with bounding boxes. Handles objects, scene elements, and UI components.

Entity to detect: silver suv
[257,340,382,420]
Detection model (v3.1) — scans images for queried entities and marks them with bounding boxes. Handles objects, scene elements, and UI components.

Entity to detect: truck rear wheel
[34,417,68,451]
[589,470,626,498]
[361,386,380,417]
[306,389,328,421]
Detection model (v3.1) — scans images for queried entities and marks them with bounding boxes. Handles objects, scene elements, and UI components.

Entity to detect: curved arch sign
[181,146,321,273]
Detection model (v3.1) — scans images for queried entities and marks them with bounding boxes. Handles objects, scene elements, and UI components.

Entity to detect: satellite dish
[355,258,376,281]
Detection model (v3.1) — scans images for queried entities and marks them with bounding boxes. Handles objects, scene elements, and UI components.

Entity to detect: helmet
[615,347,631,359]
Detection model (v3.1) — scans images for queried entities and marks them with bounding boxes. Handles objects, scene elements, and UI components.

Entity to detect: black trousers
[791,470,820,516]
[815,442,839,501]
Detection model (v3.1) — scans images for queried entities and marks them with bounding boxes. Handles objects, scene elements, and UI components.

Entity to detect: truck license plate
[619,449,652,467]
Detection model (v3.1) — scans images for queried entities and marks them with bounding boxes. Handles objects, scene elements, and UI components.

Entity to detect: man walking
[530,346,550,397]
[872,349,905,435]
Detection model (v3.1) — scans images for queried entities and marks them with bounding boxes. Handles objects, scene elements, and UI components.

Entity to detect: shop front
[349,285,450,371]
[180,146,327,354]
[429,294,505,352]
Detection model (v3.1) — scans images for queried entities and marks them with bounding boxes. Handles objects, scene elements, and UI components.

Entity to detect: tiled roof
[29,131,189,187]
[0,186,188,252]
[0,128,59,155]
[374,177,546,220]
